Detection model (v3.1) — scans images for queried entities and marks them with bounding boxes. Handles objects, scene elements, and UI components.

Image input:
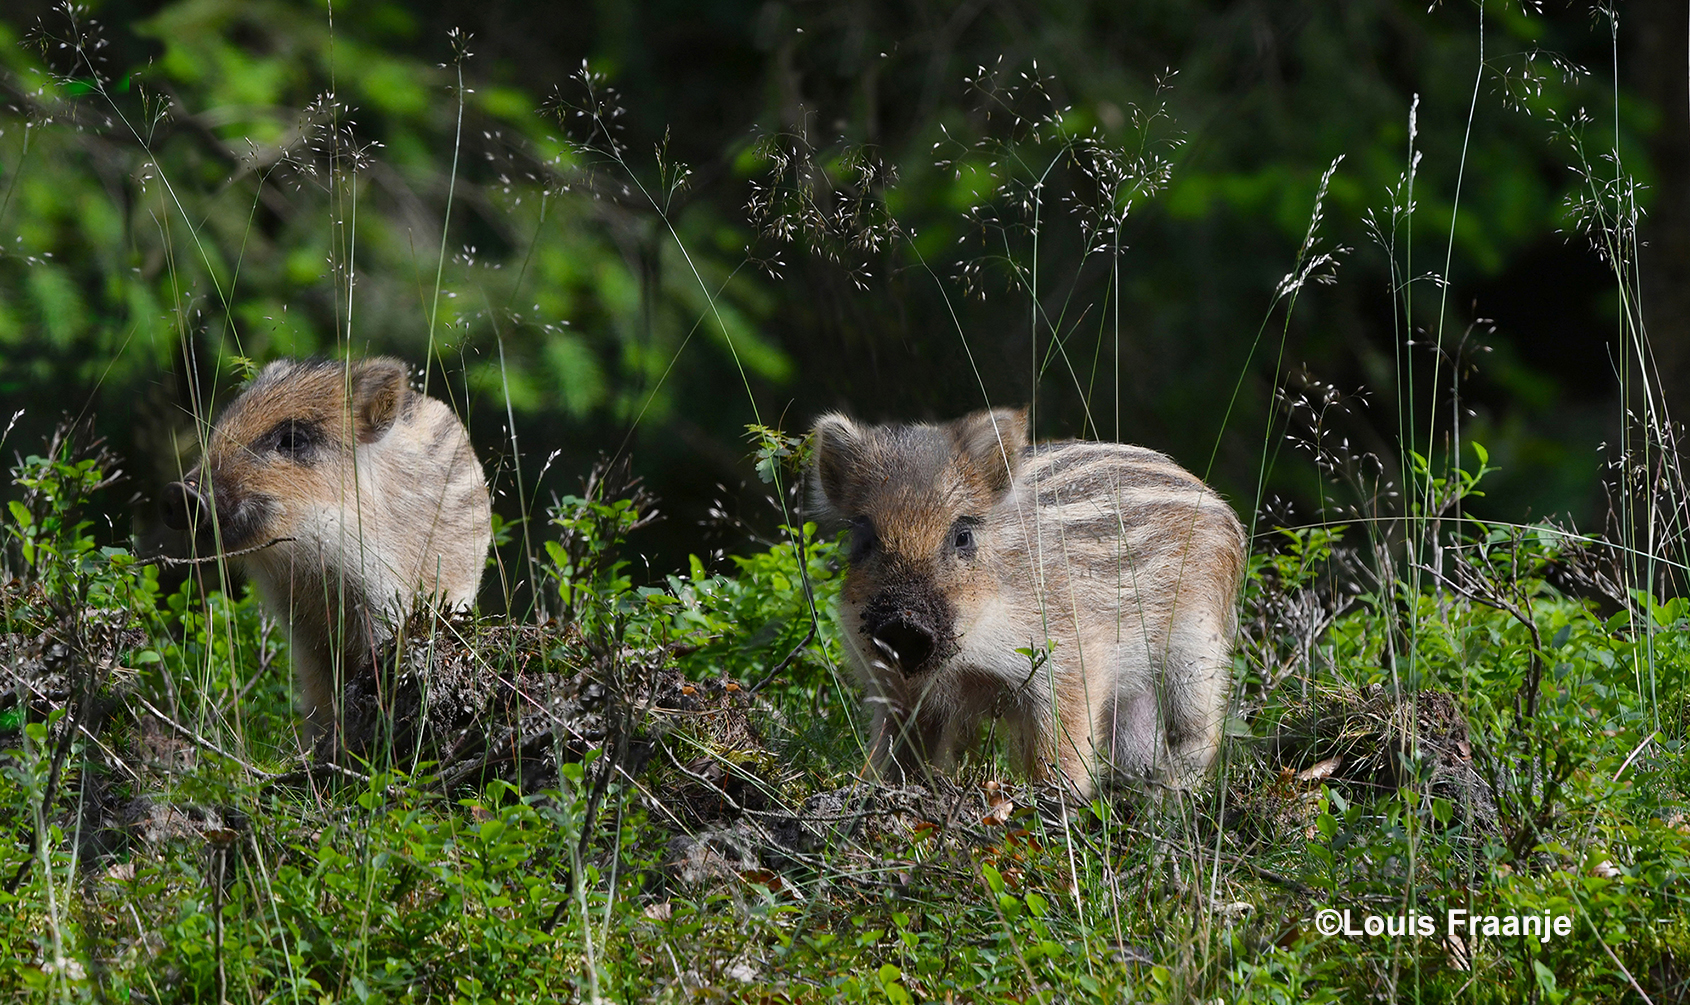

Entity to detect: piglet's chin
[198,499,271,553]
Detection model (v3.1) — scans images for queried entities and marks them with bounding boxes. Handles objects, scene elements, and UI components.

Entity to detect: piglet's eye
[951,519,980,559]
[266,420,318,460]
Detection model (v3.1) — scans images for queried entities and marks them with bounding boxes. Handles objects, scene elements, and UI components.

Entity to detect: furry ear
[810,412,865,515]
[351,358,410,444]
[253,359,294,385]
[947,406,1029,495]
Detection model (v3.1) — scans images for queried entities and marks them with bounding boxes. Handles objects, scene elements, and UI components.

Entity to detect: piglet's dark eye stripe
[260,419,320,458]
[848,516,878,562]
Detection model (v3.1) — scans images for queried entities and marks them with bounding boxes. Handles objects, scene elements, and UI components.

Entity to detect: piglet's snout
[871,616,936,677]
[862,580,956,677]
[161,480,209,532]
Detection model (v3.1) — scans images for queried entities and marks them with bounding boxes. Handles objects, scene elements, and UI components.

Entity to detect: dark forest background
[0,0,1684,602]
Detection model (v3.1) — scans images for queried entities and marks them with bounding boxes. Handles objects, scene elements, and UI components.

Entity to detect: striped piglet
[163,358,491,737]
[811,407,1245,796]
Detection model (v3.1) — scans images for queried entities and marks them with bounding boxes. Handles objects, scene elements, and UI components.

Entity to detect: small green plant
[3,427,153,611]
[541,461,662,627]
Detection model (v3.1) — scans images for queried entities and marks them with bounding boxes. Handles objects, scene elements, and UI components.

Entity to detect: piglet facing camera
[164,358,492,737]
[811,407,1246,796]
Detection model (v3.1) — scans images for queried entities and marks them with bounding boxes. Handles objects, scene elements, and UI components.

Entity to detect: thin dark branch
[144,537,295,568]
[131,695,278,779]
[1415,559,1545,716]
[747,623,818,696]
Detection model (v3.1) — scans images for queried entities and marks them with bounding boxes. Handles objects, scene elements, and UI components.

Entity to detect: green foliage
[145,576,293,765]
[1408,440,1498,513]
[3,434,152,610]
[543,489,655,626]
[666,525,841,694]
[1,441,1689,1002]
[0,1,1686,997]
[747,423,810,487]
[0,0,1659,541]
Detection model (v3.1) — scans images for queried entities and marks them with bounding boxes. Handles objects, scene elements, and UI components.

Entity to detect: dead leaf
[1215,900,1254,920]
[741,868,784,892]
[204,827,240,848]
[1296,756,1343,783]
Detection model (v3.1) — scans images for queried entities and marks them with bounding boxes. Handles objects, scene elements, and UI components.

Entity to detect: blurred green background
[0,0,1683,605]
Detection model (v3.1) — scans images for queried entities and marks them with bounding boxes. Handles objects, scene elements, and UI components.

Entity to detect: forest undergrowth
[0,417,1687,1003]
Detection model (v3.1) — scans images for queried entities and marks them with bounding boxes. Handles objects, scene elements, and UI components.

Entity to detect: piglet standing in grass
[811,407,1246,797]
[162,357,492,738]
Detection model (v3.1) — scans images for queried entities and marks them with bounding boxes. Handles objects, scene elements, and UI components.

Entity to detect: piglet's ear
[351,358,410,444]
[810,413,864,514]
[948,406,1029,495]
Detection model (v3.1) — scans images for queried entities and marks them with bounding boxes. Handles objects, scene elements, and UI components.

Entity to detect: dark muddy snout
[161,479,209,532]
[871,617,935,675]
[161,471,269,550]
[861,582,956,677]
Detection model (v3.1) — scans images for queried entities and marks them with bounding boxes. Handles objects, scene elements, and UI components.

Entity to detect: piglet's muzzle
[861,587,956,677]
[161,480,210,532]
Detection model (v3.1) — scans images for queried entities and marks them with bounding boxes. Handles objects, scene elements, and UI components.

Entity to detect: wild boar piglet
[163,357,492,736]
[811,407,1245,796]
